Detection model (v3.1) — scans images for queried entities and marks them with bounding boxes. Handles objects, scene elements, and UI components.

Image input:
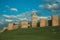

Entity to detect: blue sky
[0,0,52,15]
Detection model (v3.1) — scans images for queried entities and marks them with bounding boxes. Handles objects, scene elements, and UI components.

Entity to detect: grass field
[0,27,60,40]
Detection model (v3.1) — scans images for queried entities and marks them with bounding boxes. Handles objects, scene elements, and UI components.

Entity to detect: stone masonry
[20,20,28,28]
[40,18,48,27]
[32,12,38,28]
[14,25,19,29]
[52,15,59,26]
[7,23,14,30]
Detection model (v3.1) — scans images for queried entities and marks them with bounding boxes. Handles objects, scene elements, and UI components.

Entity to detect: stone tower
[40,18,48,27]
[8,23,14,30]
[20,20,28,28]
[32,12,38,28]
[52,15,59,26]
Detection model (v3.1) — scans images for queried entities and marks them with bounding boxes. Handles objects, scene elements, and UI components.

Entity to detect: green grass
[0,27,60,40]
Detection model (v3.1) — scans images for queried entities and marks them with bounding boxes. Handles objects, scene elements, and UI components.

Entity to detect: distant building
[52,15,59,26]
[7,23,14,30]
[32,12,38,28]
[20,20,28,28]
[14,24,19,29]
[40,18,48,27]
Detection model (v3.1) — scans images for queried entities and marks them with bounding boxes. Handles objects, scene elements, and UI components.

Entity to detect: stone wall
[7,23,14,30]
[40,18,48,27]
[20,21,28,28]
[14,25,19,29]
[0,27,7,33]
[52,15,59,26]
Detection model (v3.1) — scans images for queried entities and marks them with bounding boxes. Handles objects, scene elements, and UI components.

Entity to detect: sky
[0,0,52,15]
[0,0,60,30]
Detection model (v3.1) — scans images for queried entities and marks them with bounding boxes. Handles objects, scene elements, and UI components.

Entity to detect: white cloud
[39,0,60,13]
[38,16,51,20]
[10,8,18,11]
[40,16,48,19]
[47,4,52,9]
[3,14,17,19]
[5,19,13,22]
[39,4,53,10]
[20,18,28,21]
[10,15,17,18]
[39,5,45,8]
[32,9,38,13]
[52,4,59,9]
[57,0,60,3]
[3,14,11,18]
[39,3,60,12]
[16,11,33,18]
